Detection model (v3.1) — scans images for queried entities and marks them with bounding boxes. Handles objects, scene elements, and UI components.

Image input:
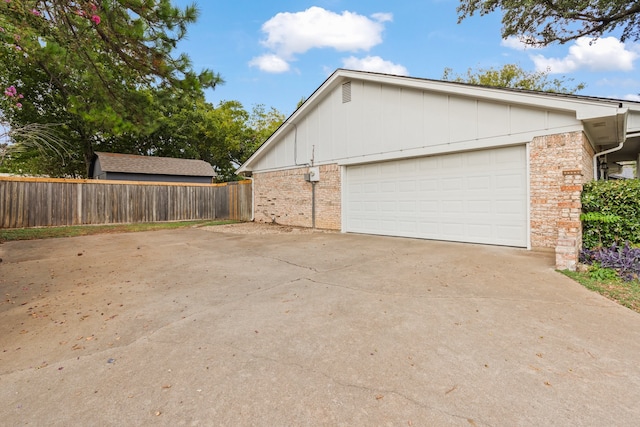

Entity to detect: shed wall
[104,172,213,184]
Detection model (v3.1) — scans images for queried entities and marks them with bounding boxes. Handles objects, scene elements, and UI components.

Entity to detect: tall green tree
[457,0,640,46]
[442,63,585,94]
[97,97,285,182]
[190,101,284,181]
[0,0,221,176]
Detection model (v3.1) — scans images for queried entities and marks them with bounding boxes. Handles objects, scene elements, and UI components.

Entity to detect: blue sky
[172,1,640,117]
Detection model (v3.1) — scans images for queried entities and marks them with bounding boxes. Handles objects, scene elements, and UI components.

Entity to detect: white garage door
[344,145,528,247]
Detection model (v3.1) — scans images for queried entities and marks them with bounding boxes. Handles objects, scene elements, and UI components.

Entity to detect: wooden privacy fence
[0,177,252,228]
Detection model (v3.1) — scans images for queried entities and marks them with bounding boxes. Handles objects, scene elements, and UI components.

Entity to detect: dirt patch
[202,221,336,235]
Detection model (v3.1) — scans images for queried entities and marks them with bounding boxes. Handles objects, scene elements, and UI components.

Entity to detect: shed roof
[94,152,215,177]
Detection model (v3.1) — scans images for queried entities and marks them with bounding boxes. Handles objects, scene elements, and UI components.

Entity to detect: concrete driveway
[1,224,640,426]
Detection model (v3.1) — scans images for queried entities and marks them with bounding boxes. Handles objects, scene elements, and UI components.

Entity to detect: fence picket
[0,177,252,228]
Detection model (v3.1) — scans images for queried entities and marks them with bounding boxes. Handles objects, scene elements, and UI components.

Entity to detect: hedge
[581,179,640,249]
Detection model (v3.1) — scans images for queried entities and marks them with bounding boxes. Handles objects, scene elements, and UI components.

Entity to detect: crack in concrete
[302,277,613,307]
[222,341,494,426]
[261,255,320,272]
[260,255,356,275]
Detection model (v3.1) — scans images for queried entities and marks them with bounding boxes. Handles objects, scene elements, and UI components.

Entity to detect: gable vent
[342,82,352,103]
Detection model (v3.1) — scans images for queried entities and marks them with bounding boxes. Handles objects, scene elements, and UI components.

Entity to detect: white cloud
[501,36,542,51]
[531,37,638,73]
[370,12,393,23]
[248,54,290,73]
[342,56,408,75]
[252,7,392,73]
[624,94,640,102]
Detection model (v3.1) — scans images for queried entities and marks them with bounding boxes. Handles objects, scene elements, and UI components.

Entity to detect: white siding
[252,79,579,171]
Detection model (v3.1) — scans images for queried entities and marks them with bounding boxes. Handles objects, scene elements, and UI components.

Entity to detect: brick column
[529,131,594,270]
[555,171,584,270]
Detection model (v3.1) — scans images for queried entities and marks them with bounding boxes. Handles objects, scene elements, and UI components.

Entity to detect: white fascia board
[336,125,583,167]
[577,106,627,121]
[339,69,624,115]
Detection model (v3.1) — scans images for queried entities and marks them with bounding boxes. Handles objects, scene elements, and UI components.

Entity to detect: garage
[239,69,640,269]
[343,145,528,247]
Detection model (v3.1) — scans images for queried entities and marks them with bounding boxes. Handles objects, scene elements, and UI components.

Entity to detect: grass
[0,220,239,243]
[561,269,640,313]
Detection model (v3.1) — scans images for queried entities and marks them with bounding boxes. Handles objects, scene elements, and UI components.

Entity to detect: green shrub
[581,180,640,249]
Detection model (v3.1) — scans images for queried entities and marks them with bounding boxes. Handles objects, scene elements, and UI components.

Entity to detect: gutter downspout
[593,131,640,180]
[593,142,624,180]
[243,175,254,222]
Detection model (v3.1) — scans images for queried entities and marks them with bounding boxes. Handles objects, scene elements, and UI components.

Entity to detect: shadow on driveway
[1,225,639,425]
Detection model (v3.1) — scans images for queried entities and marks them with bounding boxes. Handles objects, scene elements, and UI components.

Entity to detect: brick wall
[254,132,594,270]
[529,131,594,270]
[253,164,341,229]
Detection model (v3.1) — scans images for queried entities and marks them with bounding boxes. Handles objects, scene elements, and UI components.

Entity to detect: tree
[190,102,284,181]
[247,104,285,152]
[0,0,222,176]
[456,0,640,46]
[442,63,585,94]
[0,122,69,171]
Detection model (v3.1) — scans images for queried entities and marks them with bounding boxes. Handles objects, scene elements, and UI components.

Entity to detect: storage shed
[238,69,640,270]
[91,152,216,184]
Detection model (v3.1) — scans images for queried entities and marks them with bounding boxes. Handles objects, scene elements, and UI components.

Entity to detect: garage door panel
[379,201,396,212]
[398,200,417,212]
[441,155,464,168]
[400,181,416,192]
[495,200,525,214]
[468,200,491,214]
[362,201,378,211]
[345,145,527,247]
[441,222,466,237]
[419,200,439,213]
[442,200,464,213]
[468,176,492,190]
[397,220,417,233]
[442,177,464,190]
[495,175,525,189]
[467,150,492,166]
[467,224,493,238]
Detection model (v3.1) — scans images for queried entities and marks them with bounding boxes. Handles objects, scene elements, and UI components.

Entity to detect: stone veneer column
[529,131,594,270]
